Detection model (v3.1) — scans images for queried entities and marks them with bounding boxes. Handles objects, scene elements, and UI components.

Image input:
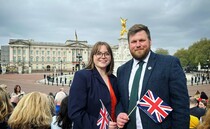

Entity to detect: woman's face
[16,86,21,92]
[93,45,111,71]
[198,101,206,109]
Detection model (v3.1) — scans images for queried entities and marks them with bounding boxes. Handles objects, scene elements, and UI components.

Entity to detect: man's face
[128,30,151,60]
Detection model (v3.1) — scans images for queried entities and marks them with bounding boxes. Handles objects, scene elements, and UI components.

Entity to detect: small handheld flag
[137,90,173,123]
[97,99,110,129]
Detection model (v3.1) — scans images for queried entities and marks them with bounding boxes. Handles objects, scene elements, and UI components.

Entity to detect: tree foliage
[155,48,169,55]
[174,38,210,71]
[174,48,189,67]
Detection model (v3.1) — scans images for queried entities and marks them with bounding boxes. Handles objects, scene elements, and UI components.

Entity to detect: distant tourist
[10,85,25,107]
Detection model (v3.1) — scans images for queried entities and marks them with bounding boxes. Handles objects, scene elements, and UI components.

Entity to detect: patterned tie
[127,61,144,129]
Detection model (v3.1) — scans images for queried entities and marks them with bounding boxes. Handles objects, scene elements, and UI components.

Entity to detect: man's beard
[130,47,150,61]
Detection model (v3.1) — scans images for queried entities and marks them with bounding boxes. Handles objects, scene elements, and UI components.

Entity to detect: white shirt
[128,52,150,129]
[51,116,62,129]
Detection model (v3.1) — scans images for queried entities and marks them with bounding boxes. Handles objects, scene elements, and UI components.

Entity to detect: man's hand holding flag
[128,89,173,123]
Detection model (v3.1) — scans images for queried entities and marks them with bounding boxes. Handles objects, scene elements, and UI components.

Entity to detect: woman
[51,96,72,129]
[8,92,53,129]
[68,41,118,129]
[10,85,25,107]
[0,87,13,129]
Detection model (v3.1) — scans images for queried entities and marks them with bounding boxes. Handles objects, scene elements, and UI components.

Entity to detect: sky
[0,0,210,55]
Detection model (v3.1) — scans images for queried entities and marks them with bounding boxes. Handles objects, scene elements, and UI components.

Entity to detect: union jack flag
[137,90,173,123]
[97,99,110,129]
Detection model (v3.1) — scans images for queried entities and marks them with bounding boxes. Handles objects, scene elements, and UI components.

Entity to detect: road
[0,73,210,97]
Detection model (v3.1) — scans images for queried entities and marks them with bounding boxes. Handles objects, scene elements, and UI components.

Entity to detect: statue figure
[120,17,127,37]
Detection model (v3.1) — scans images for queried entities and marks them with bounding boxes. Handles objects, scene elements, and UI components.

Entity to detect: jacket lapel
[92,68,107,86]
[140,51,157,97]
[123,60,133,107]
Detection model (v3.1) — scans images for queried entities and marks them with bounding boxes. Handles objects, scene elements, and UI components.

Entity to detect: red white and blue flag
[97,99,110,129]
[137,90,173,123]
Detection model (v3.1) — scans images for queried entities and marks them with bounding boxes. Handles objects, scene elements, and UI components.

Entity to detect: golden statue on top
[120,17,127,37]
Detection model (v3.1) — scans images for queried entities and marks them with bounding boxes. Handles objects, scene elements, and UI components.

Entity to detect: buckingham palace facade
[1,38,128,74]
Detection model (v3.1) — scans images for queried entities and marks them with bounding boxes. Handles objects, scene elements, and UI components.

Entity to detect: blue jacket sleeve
[68,71,97,129]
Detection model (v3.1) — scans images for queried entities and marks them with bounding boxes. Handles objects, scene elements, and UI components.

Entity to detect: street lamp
[207,59,209,74]
[60,60,63,75]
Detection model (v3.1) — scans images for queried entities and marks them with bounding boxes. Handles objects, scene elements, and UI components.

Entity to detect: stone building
[1,36,132,74]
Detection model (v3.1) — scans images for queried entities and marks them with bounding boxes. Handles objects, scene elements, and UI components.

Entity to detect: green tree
[188,38,210,68]
[174,38,210,71]
[174,48,189,67]
[155,48,169,55]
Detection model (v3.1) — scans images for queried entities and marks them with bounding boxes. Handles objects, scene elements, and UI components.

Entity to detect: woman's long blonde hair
[8,92,53,129]
[197,109,210,129]
[0,87,13,121]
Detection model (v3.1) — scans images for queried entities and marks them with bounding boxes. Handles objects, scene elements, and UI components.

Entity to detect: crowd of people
[0,84,71,129]
[191,74,210,86]
[1,23,210,129]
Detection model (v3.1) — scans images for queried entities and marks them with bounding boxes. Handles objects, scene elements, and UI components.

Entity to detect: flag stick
[128,105,137,117]
[117,105,137,129]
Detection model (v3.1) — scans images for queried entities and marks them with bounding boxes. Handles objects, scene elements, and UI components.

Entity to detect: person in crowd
[51,96,72,129]
[0,84,10,98]
[206,96,210,110]
[54,90,67,115]
[198,99,207,110]
[190,97,206,120]
[0,84,8,91]
[189,115,200,129]
[194,90,201,100]
[68,41,118,129]
[197,109,210,129]
[0,87,13,129]
[8,92,53,129]
[49,92,55,99]
[199,91,208,100]
[10,85,25,107]
[48,94,56,116]
[116,24,189,129]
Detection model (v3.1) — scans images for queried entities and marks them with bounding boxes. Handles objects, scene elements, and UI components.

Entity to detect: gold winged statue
[120,17,127,37]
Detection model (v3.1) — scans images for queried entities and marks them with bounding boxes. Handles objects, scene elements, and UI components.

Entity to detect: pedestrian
[60,77,62,84]
[191,76,194,86]
[56,77,58,86]
[64,77,67,84]
[116,24,189,129]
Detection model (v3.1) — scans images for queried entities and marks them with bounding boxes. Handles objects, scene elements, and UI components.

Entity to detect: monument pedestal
[54,67,56,74]
[18,66,22,74]
[1,66,6,74]
[29,67,32,74]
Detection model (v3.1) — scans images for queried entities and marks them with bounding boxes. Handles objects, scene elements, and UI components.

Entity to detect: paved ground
[0,73,210,97]
[0,73,70,95]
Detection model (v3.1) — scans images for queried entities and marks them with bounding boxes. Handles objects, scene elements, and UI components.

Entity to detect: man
[116,24,189,129]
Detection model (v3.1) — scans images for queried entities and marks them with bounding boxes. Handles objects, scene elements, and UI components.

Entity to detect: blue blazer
[116,51,190,129]
[68,68,118,129]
